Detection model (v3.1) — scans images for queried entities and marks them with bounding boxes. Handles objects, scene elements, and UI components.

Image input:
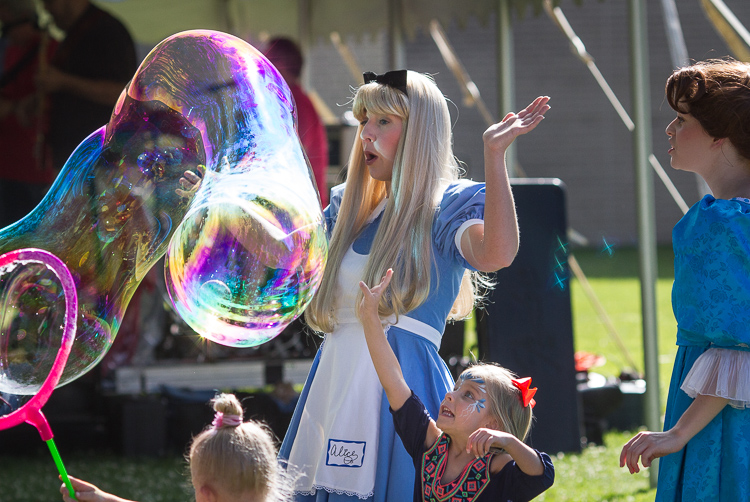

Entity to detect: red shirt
[289,83,329,207]
[0,34,57,184]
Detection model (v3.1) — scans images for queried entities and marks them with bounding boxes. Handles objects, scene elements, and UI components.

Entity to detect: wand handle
[46,438,76,500]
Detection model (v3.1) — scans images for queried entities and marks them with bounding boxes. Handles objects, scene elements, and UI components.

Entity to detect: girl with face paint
[358,269,554,502]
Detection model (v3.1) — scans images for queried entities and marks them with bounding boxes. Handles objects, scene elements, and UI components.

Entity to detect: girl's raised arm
[461,96,550,272]
[358,269,412,411]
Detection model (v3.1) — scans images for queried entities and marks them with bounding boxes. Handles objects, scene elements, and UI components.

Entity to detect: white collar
[365,198,387,224]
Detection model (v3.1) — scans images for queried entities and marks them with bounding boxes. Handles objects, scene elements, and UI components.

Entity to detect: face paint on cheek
[469,398,486,414]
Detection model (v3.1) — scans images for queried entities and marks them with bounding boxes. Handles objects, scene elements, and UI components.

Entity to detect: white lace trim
[681,347,750,409]
[295,485,374,500]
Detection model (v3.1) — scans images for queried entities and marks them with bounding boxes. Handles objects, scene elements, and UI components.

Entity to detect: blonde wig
[306,71,479,332]
[459,363,534,442]
[189,393,290,501]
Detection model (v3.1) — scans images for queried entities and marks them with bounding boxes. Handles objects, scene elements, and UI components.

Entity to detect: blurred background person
[264,36,329,207]
[0,0,56,228]
[39,0,137,173]
[37,0,140,389]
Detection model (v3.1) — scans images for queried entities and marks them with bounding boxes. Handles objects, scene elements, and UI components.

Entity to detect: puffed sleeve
[324,183,346,239]
[681,348,750,409]
[433,180,486,270]
[672,196,750,347]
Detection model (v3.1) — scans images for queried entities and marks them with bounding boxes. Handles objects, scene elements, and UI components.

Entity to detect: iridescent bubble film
[0,249,77,416]
[0,258,69,395]
[0,30,327,393]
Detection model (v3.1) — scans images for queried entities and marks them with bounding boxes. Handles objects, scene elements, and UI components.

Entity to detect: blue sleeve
[672,195,750,347]
[433,180,486,269]
[324,183,346,239]
[390,391,432,463]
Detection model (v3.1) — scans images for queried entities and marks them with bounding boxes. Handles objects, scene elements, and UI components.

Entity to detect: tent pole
[387,0,406,70]
[298,0,313,90]
[660,0,711,197]
[497,0,516,177]
[629,0,661,488]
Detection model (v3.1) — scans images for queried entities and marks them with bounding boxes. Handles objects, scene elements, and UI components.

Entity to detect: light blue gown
[657,195,750,501]
[279,180,486,501]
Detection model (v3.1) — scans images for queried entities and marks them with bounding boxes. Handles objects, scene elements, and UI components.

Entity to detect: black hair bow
[363,70,408,95]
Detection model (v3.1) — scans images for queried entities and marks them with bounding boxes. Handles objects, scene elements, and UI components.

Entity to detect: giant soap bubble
[0,30,327,395]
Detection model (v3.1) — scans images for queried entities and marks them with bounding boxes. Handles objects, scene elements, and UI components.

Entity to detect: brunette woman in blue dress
[621,58,750,501]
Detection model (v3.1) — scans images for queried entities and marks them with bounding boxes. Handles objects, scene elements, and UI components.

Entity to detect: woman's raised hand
[483,96,550,153]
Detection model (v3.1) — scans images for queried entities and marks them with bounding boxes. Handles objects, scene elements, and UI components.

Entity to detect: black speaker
[477,178,583,453]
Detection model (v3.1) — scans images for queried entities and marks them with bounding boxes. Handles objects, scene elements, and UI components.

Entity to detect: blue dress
[657,195,750,501]
[279,180,486,501]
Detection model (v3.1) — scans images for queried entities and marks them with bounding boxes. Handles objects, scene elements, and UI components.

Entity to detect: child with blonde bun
[359,269,554,501]
[60,393,291,502]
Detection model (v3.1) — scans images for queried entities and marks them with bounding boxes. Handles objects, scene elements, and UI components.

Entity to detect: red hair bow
[511,377,537,409]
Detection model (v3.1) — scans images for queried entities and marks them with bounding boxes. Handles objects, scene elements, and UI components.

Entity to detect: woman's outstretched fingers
[621,434,638,473]
[621,431,650,474]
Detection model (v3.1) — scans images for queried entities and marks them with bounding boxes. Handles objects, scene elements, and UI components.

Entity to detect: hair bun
[210,393,244,429]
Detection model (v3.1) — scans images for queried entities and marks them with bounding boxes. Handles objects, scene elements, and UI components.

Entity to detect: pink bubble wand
[0,249,78,499]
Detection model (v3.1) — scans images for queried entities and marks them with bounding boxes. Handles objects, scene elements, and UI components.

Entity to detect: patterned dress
[279,180,487,501]
[656,195,750,501]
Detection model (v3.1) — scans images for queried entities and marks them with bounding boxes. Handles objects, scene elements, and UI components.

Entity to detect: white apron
[288,195,443,498]
[287,246,442,498]
[288,247,381,498]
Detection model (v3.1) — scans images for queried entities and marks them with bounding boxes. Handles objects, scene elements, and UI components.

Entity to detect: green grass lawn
[536,245,676,501]
[568,246,677,412]
[0,246,675,501]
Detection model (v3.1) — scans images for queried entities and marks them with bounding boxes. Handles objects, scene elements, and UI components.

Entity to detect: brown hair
[666,58,750,160]
[458,363,533,442]
[188,393,280,499]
